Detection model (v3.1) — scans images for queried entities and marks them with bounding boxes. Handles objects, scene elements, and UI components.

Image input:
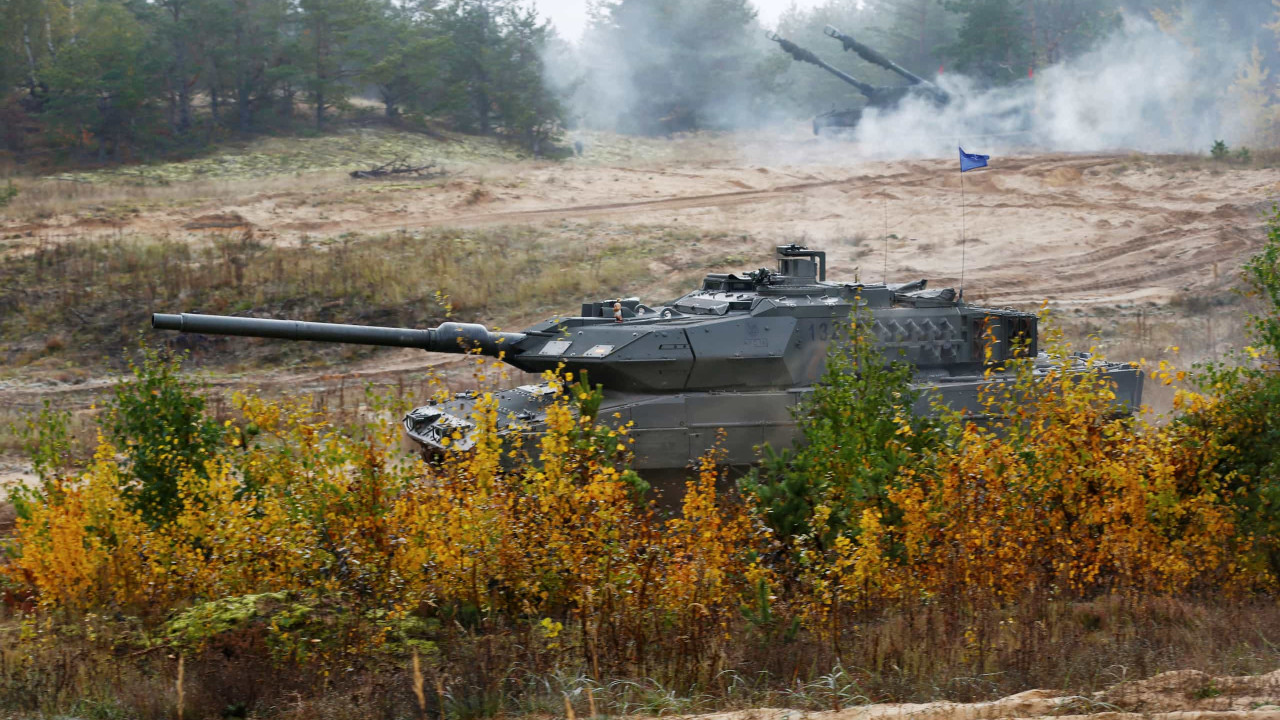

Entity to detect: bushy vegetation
[4,218,1280,716]
[742,300,936,551]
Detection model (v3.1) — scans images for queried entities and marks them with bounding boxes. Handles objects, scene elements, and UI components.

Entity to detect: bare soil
[698,669,1280,720]
[8,130,1277,308]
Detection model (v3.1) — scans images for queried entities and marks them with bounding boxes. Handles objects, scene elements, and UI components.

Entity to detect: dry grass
[0,124,536,222]
[1045,297,1254,414]
[0,224,710,372]
[2,597,1279,719]
[1,172,350,221]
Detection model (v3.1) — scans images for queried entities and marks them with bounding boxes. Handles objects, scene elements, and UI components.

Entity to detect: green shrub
[16,400,72,484]
[1211,140,1229,161]
[106,347,225,526]
[740,302,936,551]
[1196,205,1280,574]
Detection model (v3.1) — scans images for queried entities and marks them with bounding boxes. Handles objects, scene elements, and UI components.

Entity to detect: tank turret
[153,244,1143,471]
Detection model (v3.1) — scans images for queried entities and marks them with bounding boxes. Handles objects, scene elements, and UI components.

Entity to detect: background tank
[768,26,949,134]
[153,244,1143,472]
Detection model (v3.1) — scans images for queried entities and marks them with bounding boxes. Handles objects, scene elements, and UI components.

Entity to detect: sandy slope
[693,670,1280,720]
[7,132,1278,309]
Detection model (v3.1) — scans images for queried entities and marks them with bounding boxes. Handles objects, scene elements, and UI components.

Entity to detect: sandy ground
[7,131,1278,307]
[3,128,1279,484]
[693,669,1280,720]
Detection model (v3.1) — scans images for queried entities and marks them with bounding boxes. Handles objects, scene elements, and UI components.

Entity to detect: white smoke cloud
[545,10,1256,158]
[849,16,1249,157]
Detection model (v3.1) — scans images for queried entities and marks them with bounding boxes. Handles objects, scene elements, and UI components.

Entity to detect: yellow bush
[834,351,1269,615]
[3,371,759,674]
[3,342,1275,673]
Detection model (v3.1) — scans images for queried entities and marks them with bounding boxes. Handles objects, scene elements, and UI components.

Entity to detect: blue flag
[959,147,989,172]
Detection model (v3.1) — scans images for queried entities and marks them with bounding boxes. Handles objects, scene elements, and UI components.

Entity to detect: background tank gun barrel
[767,31,877,97]
[152,313,527,357]
[823,25,950,105]
[823,25,925,85]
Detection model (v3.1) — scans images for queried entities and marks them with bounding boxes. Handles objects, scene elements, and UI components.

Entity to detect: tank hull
[404,358,1144,470]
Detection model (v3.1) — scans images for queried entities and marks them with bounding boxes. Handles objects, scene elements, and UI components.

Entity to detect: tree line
[1,0,561,160]
[3,0,1279,163]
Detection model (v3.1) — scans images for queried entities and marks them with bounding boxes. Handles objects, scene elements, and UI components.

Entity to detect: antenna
[882,198,889,284]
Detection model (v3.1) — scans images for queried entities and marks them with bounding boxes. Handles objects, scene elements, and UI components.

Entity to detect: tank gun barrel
[152,313,527,357]
[767,31,876,97]
[823,25,925,85]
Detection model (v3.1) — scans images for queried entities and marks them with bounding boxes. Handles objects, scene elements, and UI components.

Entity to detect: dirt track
[9,136,1278,309]
[697,669,1280,720]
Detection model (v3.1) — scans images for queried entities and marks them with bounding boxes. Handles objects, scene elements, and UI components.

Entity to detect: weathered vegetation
[0,225,701,371]
[2,210,1280,719]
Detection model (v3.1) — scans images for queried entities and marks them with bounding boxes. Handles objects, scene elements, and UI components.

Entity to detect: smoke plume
[851,15,1253,157]
[544,1,1270,159]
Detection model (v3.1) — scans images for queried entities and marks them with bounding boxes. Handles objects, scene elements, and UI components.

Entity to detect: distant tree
[1230,45,1280,148]
[482,3,563,151]
[583,0,769,133]
[298,0,373,128]
[441,0,562,148]
[942,0,1032,84]
[2,0,75,111]
[40,0,161,159]
[228,0,294,131]
[357,0,457,119]
[357,0,419,118]
[194,0,234,130]
[883,0,956,77]
[1024,0,1119,67]
[154,0,201,135]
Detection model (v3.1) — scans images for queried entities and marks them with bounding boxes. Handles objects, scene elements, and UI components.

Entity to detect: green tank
[153,244,1142,470]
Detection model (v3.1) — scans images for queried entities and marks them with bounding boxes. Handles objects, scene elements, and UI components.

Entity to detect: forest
[3,0,1280,164]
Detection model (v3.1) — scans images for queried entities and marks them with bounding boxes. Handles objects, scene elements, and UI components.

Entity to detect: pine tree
[440,0,562,147]
[583,0,768,133]
[943,0,1032,84]
[41,0,162,159]
[298,0,372,128]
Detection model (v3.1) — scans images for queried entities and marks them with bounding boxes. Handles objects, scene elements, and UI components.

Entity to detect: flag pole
[959,162,966,302]
[957,146,989,302]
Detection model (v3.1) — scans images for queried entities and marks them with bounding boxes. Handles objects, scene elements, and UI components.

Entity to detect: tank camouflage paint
[153,244,1142,470]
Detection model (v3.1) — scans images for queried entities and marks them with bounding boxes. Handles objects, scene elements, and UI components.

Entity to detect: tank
[153,244,1143,471]
[768,27,949,134]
